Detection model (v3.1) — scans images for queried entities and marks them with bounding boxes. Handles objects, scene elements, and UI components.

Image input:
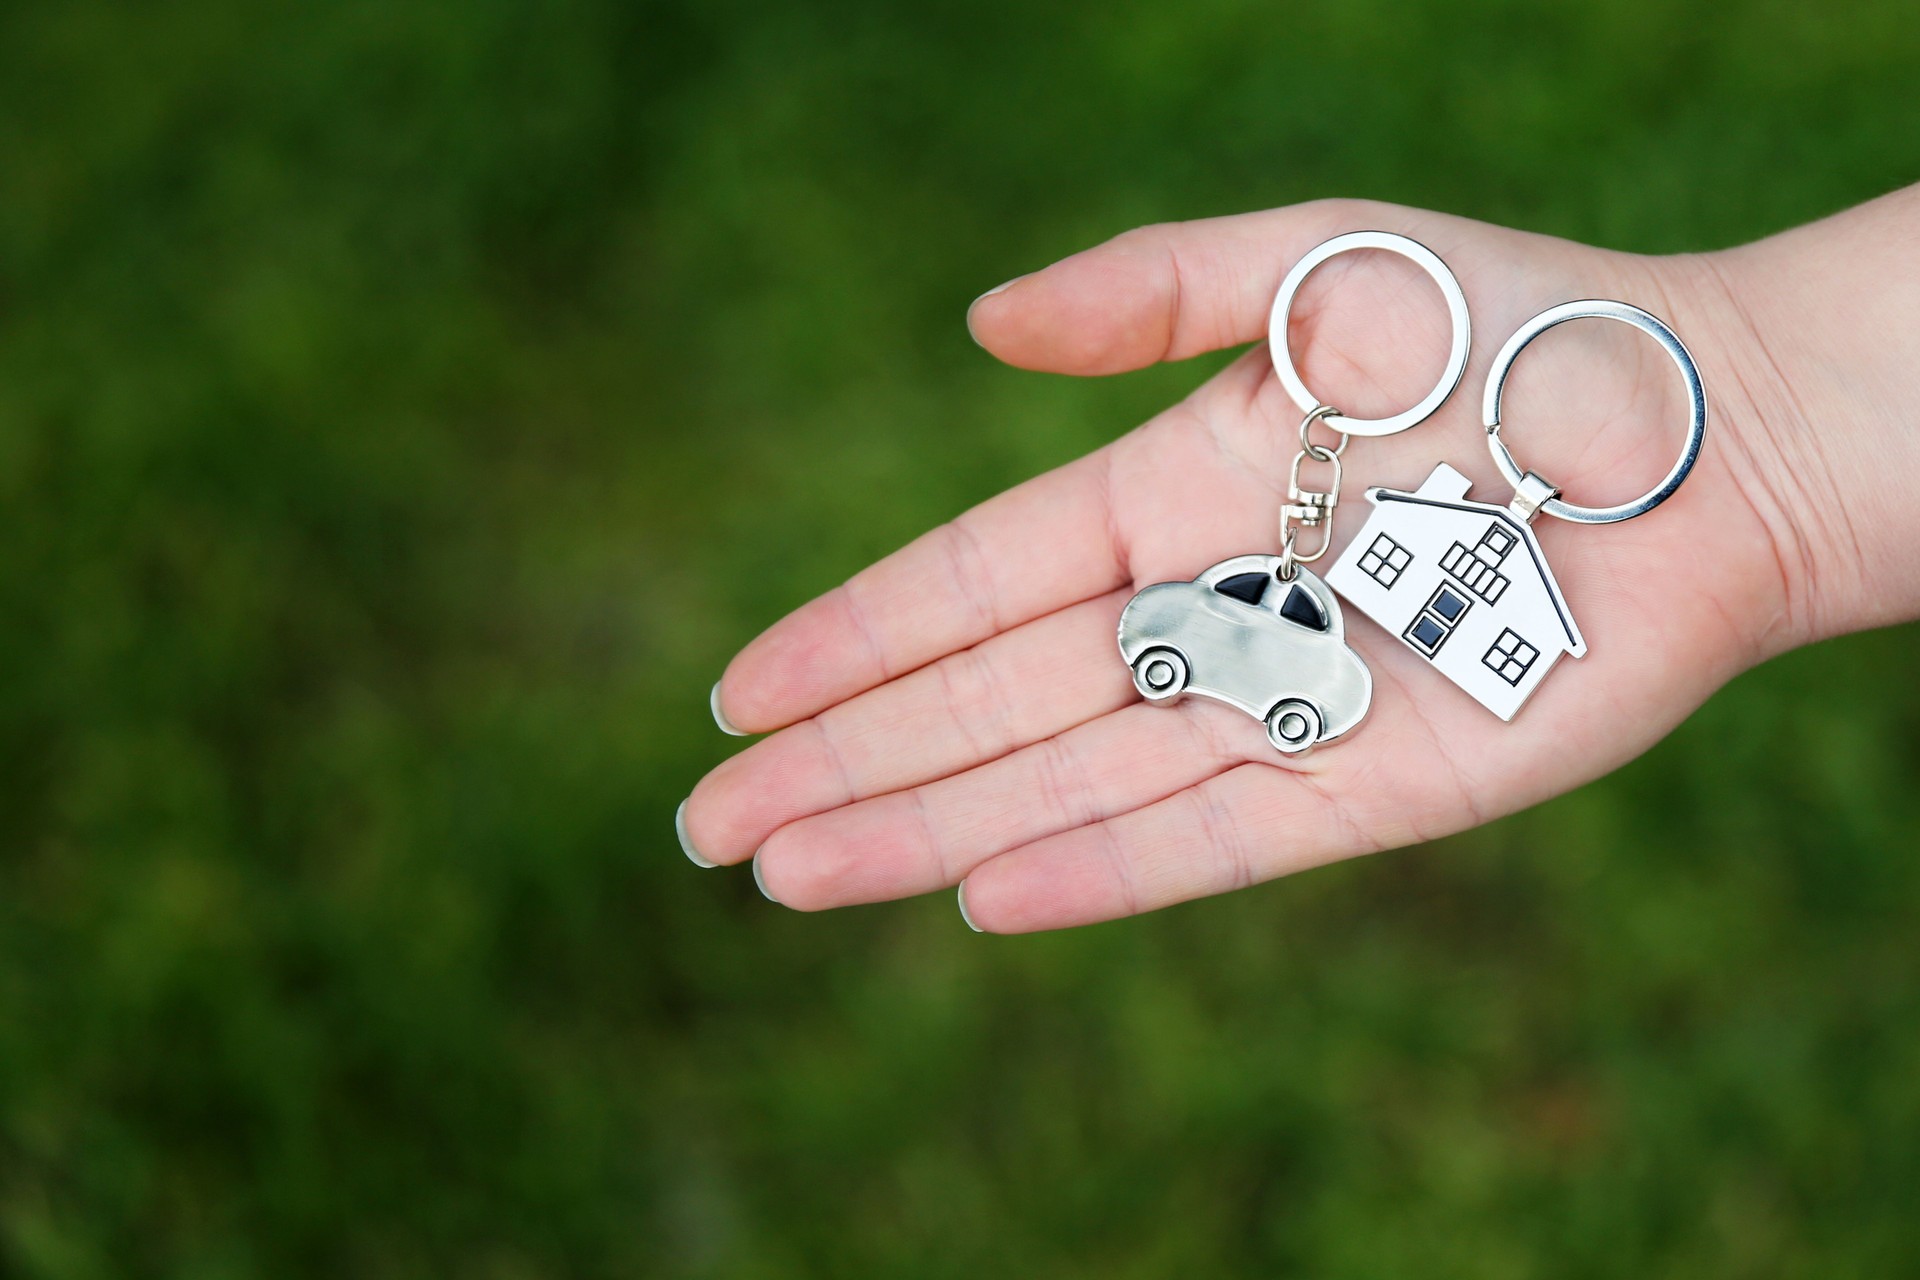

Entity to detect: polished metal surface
[1482,299,1708,525]
[1506,471,1559,525]
[1267,230,1473,439]
[1327,462,1587,722]
[1278,408,1345,573]
[1117,556,1372,753]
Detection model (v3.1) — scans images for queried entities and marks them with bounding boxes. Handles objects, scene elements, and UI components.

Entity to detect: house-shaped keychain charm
[1327,298,1706,723]
[1326,462,1585,721]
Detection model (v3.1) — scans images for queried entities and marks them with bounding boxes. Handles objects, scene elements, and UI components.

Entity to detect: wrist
[1641,189,1920,653]
[1730,187,1920,645]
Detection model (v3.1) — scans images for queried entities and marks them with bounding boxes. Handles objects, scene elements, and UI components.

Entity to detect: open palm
[682,199,1793,932]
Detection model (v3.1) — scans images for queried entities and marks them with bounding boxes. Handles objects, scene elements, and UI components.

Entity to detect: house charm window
[1483,628,1539,686]
[1440,522,1515,604]
[1403,584,1471,657]
[1357,534,1412,588]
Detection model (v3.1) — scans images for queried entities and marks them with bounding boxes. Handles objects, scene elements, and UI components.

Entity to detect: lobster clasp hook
[1278,407,1345,578]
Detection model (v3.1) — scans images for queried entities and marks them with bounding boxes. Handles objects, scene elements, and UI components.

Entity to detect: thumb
[965,201,1375,376]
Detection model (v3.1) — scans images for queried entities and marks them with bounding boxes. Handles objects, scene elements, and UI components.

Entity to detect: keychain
[1116,231,1471,753]
[1327,299,1707,721]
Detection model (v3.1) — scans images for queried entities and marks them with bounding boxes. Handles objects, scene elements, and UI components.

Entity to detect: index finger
[714,447,1130,734]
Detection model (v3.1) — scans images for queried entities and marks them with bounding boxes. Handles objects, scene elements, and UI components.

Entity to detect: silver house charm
[1119,556,1372,753]
[1327,463,1584,721]
[1328,299,1707,721]
[1116,231,1473,753]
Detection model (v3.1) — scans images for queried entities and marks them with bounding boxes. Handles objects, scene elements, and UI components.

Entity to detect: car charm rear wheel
[1265,698,1322,754]
[1130,647,1189,702]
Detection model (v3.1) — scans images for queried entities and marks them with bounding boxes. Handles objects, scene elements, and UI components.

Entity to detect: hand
[680,195,1868,933]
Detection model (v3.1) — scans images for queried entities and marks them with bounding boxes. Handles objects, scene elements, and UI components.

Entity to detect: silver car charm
[1327,299,1707,720]
[1117,231,1472,753]
[1119,555,1371,753]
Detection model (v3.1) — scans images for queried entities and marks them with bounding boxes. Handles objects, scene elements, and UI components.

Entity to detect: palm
[684,201,1784,931]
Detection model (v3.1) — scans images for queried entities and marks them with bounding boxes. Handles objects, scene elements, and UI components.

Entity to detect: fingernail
[973,275,1022,305]
[675,800,717,868]
[752,854,780,904]
[957,881,983,932]
[711,682,749,737]
[966,275,1024,345]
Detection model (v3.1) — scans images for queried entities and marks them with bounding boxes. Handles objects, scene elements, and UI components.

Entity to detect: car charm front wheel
[1265,698,1323,754]
[1130,647,1190,702]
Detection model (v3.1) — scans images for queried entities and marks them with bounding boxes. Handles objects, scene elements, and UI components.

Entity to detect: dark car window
[1213,572,1270,605]
[1279,583,1329,631]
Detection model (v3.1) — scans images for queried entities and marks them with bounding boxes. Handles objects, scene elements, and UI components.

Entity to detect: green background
[2,0,1918,1275]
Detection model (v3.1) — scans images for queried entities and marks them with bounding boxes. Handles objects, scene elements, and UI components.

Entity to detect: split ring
[1482,299,1707,525]
[1268,231,1472,439]
[1298,404,1349,457]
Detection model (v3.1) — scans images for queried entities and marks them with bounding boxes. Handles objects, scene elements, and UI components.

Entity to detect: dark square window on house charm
[1359,533,1412,588]
[1482,628,1540,686]
[1406,614,1447,654]
[1406,584,1469,658]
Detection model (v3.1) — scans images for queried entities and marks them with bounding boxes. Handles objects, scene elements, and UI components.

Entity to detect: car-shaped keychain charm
[1118,555,1371,753]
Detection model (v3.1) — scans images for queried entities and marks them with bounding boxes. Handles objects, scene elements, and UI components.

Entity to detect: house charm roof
[1326,462,1588,721]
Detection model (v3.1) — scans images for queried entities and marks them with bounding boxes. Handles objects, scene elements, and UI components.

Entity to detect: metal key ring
[1482,299,1707,525]
[1267,230,1472,439]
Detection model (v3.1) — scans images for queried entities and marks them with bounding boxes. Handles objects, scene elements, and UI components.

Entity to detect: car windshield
[1278,584,1328,631]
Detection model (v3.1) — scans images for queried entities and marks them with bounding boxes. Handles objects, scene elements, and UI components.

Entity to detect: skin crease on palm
[681,184,1920,934]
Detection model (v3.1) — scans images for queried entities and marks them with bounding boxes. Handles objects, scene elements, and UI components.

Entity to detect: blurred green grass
[1,0,1918,1275]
